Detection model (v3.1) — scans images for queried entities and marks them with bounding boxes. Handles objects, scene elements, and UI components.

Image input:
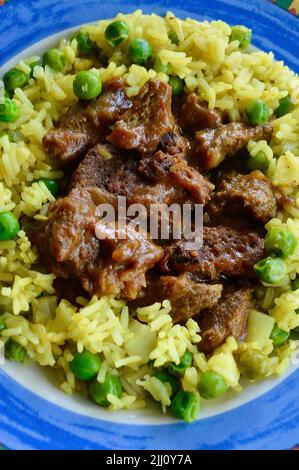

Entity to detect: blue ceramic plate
[1,0,299,450]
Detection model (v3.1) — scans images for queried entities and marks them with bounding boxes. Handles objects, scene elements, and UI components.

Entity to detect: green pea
[265,228,297,258]
[0,97,20,122]
[291,277,299,291]
[275,95,293,118]
[105,21,129,47]
[72,31,96,56]
[198,371,228,399]
[0,211,20,241]
[73,71,102,100]
[34,178,59,197]
[168,31,179,45]
[128,38,153,65]
[230,25,252,50]
[270,324,290,347]
[246,151,269,172]
[70,350,101,381]
[89,372,122,407]
[153,56,169,74]
[171,391,200,423]
[245,99,270,126]
[0,319,6,333]
[154,370,180,396]
[169,76,184,96]
[5,339,27,363]
[168,350,193,376]
[3,68,30,92]
[239,350,270,380]
[254,257,286,285]
[42,48,65,72]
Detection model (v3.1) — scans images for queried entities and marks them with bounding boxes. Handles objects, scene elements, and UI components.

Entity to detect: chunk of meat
[107,80,174,154]
[137,151,175,183]
[95,223,164,299]
[179,93,223,130]
[32,188,163,300]
[32,188,99,282]
[209,171,277,223]
[48,190,98,266]
[72,143,214,208]
[197,286,252,353]
[159,130,190,157]
[169,160,214,205]
[131,273,223,324]
[70,145,192,247]
[159,275,223,323]
[71,144,189,208]
[70,143,124,197]
[160,225,265,280]
[194,122,273,170]
[43,127,98,165]
[43,79,131,163]
[138,150,214,206]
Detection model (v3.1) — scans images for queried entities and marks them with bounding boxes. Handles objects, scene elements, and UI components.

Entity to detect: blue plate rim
[1,367,299,450]
[0,0,299,450]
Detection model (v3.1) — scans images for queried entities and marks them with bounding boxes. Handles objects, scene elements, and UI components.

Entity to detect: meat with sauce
[209,170,277,223]
[32,188,163,300]
[71,143,214,208]
[70,143,213,251]
[158,275,223,323]
[43,79,131,163]
[107,80,174,154]
[33,139,214,299]
[178,93,224,130]
[94,223,164,299]
[70,144,184,209]
[197,286,252,353]
[160,225,265,280]
[138,150,214,205]
[31,188,99,283]
[159,130,190,157]
[194,121,273,170]
[35,76,277,355]
[132,273,223,324]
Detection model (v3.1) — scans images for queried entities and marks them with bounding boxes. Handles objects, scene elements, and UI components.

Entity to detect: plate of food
[0,0,299,450]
